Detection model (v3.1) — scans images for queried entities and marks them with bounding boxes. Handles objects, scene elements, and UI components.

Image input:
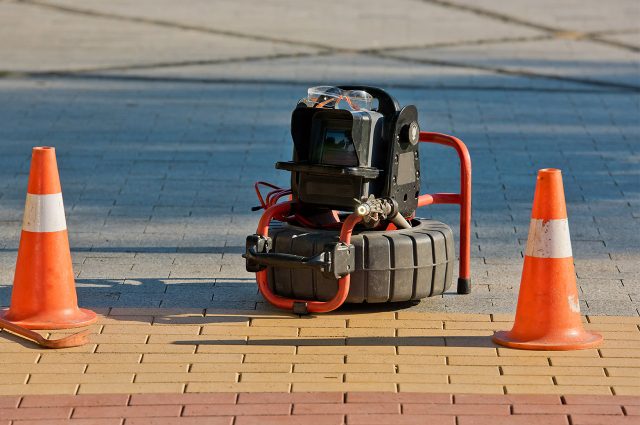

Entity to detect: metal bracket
[243,235,354,280]
[244,234,272,272]
[293,301,309,315]
[323,242,355,280]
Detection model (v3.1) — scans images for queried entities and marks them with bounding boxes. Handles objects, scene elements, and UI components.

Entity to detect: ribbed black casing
[266,218,455,303]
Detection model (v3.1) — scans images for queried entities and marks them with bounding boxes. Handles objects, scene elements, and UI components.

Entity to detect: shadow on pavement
[173,335,497,348]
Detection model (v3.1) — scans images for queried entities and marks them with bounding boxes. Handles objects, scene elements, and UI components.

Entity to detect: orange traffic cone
[0,147,96,330]
[493,168,602,350]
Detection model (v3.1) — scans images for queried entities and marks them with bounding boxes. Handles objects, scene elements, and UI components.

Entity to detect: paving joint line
[15,0,567,55]
[1,67,634,95]
[418,0,561,32]
[356,34,555,55]
[589,28,640,37]
[0,51,333,77]
[373,51,640,92]
[589,35,640,52]
[16,0,337,51]
[8,0,639,92]
[419,0,640,52]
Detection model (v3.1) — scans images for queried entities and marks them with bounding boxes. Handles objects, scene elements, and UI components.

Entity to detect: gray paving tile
[0,0,637,316]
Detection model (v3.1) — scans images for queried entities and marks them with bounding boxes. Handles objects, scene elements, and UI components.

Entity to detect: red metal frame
[417,132,472,293]
[254,201,362,313]
[252,131,472,312]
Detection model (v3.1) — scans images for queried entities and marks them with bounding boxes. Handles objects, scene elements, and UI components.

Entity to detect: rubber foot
[293,302,309,315]
[457,277,471,294]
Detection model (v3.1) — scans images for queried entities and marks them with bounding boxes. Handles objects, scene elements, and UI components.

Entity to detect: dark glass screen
[320,128,357,166]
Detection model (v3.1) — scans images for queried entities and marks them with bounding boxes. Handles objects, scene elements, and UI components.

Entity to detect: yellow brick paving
[0,309,638,396]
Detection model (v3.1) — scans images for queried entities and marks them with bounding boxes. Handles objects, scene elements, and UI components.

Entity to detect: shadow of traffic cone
[0,147,96,330]
[493,168,602,350]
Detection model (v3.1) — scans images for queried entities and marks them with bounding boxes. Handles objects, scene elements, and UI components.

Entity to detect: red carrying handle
[254,201,362,313]
[416,132,472,294]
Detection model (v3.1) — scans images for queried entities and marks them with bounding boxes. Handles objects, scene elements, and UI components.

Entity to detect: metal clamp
[252,202,361,314]
[355,195,412,229]
[244,235,355,280]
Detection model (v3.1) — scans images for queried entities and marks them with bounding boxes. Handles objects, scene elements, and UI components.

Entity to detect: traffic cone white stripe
[22,193,67,233]
[524,218,572,259]
[493,168,601,350]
